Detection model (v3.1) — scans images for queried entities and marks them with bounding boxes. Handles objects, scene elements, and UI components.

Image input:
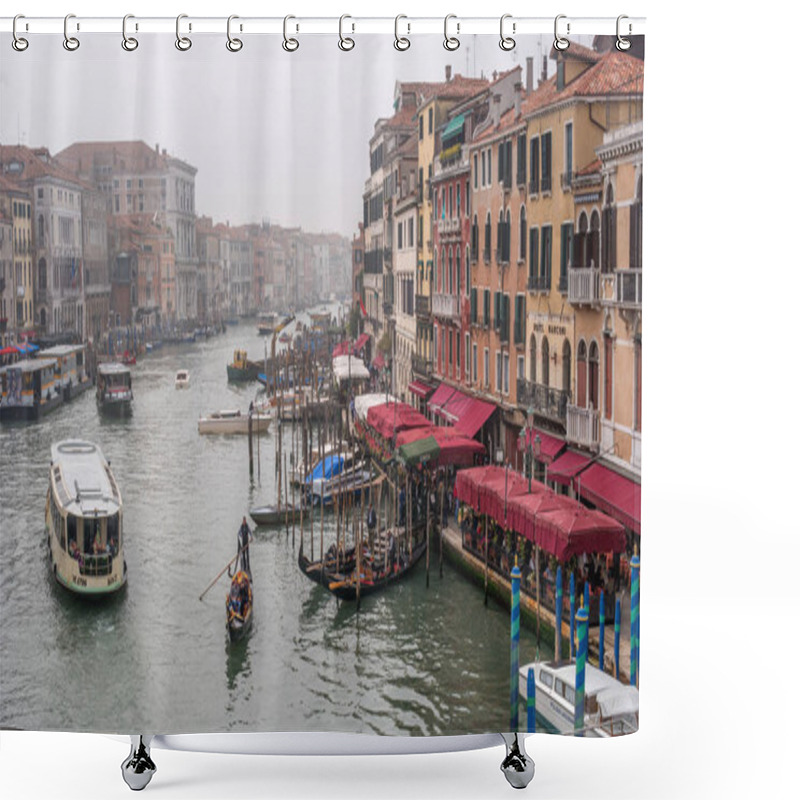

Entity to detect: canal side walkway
[441,525,633,684]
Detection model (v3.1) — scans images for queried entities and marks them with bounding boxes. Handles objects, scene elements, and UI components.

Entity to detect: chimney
[445,64,452,82]
[514,82,522,117]
[526,57,534,94]
[541,55,548,84]
[155,143,159,155]
[491,93,501,128]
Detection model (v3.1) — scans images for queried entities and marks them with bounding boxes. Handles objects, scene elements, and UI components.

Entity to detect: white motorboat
[198,408,272,435]
[175,369,190,389]
[45,440,127,596]
[518,659,638,737]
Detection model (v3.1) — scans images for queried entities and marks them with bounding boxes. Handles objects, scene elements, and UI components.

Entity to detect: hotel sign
[532,322,568,337]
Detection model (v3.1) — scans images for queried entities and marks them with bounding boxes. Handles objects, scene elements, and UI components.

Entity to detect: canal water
[0,308,550,736]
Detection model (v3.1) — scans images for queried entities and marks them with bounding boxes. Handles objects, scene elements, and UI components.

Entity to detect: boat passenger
[367,504,377,535]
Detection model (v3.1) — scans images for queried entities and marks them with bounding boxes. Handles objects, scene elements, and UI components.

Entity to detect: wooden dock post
[247,407,254,480]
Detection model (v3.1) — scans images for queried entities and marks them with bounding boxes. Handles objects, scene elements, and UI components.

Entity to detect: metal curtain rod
[0,15,646,36]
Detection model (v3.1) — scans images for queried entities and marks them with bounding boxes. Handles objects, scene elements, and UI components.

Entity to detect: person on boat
[237,517,251,574]
[367,503,377,535]
[398,487,406,526]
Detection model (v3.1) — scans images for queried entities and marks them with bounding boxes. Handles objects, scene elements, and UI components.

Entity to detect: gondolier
[237,516,251,574]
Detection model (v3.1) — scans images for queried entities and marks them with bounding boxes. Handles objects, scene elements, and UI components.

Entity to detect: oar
[199,542,251,601]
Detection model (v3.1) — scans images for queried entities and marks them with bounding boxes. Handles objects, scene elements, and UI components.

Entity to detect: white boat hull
[198,412,271,435]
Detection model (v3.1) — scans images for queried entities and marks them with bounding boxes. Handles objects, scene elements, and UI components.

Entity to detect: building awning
[428,384,456,416]
[353,332,370,353]
[397,435,440,467]
[332,342,351,357]
[442,113,465,142]
[535,505,627,561]
[522,428,566,465]
[366,401,430,440]
[396,425,485,467]
[0,346,18,356]
[454,396,496,438]
[408,380,435,399]
[372,353,386,370]
[575,463,641,535]
[548,450,591,486]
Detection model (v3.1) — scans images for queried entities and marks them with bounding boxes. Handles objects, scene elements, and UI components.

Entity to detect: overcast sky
[0,33,571,237]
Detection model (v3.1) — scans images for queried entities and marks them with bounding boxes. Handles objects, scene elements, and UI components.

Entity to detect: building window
[540,225,552,289]
[602,185,616,273]
[481,151,486,187]
[419,116,424,141]
[541,132,552,192]
[483,348,489,387]
[564,122,573,184]
[473,342,478,385]
[588,341,600,410]
[503,353,510,395]
[562,340,571,397]
[603,333,613,420]
[630,174,643,269]
[428,107,433,135]
[496,351,502,393]
[456,183,461,218]
[528,227,539,288]
[529,335,537,383]
[520,206,527,261]
[559,222,573,291]
[517,133,527,186]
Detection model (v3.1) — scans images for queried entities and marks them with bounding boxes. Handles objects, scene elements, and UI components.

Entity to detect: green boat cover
[397,435,440,466]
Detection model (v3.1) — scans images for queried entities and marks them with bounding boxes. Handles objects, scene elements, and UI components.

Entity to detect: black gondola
[225,569,253,641]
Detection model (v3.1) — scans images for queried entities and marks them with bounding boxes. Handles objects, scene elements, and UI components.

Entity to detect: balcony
[436,217,462,237]
[568,267,601,306]
[432,292,459,320]
[435,143,468,175]
[412,352,433,378]
[414,293,431,318]
[518,379,569,423]
[615,268,642,307]
[560,171,573,191]
[567,404,600,450]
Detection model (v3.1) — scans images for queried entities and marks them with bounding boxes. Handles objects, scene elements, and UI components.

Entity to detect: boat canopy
[353,392,396,422]
[306,454,347,483]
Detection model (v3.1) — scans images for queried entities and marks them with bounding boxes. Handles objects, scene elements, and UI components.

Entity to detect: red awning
[505,484,568,543]
[575,463,641,535]
[428,384,456,416]
[548,450,591,486]
[353,332,370,353]
[408,380,435,399]
[438,389,471,423]
[372,353,386,369]
[522,428,566,465]
[453,465,527,528]
[534,505,627,561]
[396,426,484,466]
[454,396,496,438]
[366,401,430,440]
[331,342,351,357]
[0,346,18,356]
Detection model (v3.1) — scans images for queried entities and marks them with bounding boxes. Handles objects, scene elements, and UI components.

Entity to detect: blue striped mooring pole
[510,561,521,732]
[574,606,589,736]
[555,565,563,661]
[599,590,605,671]
[583,580,590,616]
[614,597,621,680]
[526,667,536,733]
[630,555,640,686]
[569,571,576,658]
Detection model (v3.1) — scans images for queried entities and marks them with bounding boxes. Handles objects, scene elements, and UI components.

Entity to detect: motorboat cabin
[0,358,63,421]
[37,344,90,401]
[175,369,190,389]
[96,362,133,415]
[46,440,127,596]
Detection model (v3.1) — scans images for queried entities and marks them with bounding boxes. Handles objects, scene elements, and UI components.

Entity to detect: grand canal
[0,308,549,736]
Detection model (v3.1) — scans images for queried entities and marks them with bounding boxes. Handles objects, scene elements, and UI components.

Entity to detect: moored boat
[518,659,639,737]
[45,440,127,596]
[96,362,133,416]
[225,569,253,641]
[298,542,357,586]
[0,358,63,421]
[36,344,91,401]
[249,503,303,526]
[198,407,272,435]
[226,349,262,382]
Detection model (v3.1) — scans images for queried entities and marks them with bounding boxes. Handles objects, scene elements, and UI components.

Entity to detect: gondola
[326,538,427,601]
[225,569,253,642]
[297,543,357,587]
[249,503,303,527]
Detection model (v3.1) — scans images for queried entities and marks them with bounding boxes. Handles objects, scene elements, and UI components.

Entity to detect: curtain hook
[283,15,299,52]
[616,15,631,51]
[444,14,460,51]
[12,15,29,52]
[499,14,515,51]
[338,14,355,51]
[227,15,243,52]
[394,15,410,51]
[122,14,139,51]
[554,14,570,51]
[176,14,192,51]
[63,13,80,51]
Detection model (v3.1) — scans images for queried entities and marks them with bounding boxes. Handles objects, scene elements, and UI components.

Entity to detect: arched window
[472,213,479,259]
[542,336,550,387]
[631,173,643,269]
[588,341,600,409]
[485,212,492,261]
[38,215,45,240]
[562,339,571,397]
[447,247,453,294]
[601,184,616,273]
[38,258,47,291]
[456,247,461,296]
[529,335,537,384]
[577,340,587,407]
[576,212,589,268]
[590,210,601,269]
[520,206,527,261]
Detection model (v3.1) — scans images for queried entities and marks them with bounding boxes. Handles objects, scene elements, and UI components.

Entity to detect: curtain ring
[338,14,355,51]
[283,15,299,52]
[444,14,460,51]
[226,15,243,52]
[616,15,631,51]
[12,15,29,52]
[554,14,569,51]
[175,14,192,51]
[499,14,515,51]
[63,13,80,51]
[394,15,410,51]
[122,14,139,51]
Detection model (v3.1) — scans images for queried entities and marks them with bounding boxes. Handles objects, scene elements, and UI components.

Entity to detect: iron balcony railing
[412,352,433,377]
[518,379,569,423]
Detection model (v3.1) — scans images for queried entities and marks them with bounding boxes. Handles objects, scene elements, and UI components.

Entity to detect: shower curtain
[0,17,643,743]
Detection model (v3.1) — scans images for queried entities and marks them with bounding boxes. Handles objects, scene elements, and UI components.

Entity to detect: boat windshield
[66,512,120,577]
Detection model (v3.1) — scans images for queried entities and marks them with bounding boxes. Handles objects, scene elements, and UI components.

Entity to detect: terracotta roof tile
[0,144,93,189]
[55,140,167,173]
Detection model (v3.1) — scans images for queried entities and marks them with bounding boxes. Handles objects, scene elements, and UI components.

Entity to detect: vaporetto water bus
[96,362,133,415]
[36,344,91,401]
[0,358,63,421]
[45,440,127,596]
